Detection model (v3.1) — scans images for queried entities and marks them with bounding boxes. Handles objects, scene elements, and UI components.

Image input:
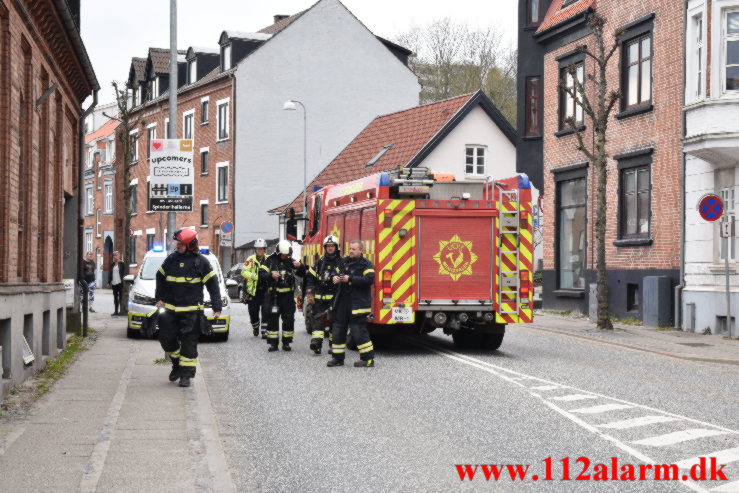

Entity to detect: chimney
[273,14,290,24]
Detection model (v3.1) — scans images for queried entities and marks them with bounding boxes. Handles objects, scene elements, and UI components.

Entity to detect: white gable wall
[234,0,420,245]
[418,105,516,181]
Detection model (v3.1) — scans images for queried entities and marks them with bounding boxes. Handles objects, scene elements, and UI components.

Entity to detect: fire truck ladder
[498,187,520,315]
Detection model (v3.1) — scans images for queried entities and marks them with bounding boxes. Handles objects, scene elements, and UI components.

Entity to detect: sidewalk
[0,308,234,493]
[531,311,739,366]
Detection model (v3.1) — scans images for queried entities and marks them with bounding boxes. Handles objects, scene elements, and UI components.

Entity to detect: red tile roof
[537,0,596,34]
[276,93,476,214]
[86,119,119,144]
[258,11,307,35]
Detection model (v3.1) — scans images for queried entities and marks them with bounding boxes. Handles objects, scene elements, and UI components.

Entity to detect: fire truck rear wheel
[479,333,504,350]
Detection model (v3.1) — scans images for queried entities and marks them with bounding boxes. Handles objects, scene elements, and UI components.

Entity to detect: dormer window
[366,145,392,168]
[131,87,137,107]
[151,77,159,99]
[189,60,197,84]
[222,44,232,70]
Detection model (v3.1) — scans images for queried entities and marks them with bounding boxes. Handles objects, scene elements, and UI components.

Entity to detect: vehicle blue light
[152,244,164,252]
[200,247,210,254]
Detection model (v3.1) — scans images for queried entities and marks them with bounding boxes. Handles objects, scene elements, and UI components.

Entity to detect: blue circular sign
[221,222,234,233]
[698,195,723,222]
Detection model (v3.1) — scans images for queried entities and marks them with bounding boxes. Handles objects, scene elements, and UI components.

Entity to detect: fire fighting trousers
[267,293,295,346]
[248,290,267,332]
[310,300,333,349]
[158,309,200,377]
[331,301,374,361]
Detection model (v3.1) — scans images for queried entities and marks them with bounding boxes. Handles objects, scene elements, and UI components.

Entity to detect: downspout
[78,89,99,337]
[230,71,236,268]
[675,0,689,330]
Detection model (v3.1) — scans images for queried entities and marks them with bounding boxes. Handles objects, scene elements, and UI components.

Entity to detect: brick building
[116,47,235,273]
[0,0,98,392]
[518,0,685,321]
[83,118,119,286]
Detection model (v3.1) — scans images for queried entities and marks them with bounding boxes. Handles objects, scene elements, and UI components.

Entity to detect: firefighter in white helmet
[305,235,342,354]
[241,238,270,337]
[263,239,303,351]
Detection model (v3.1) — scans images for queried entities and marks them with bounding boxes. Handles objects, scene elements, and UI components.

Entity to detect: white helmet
[254,238,267,248]
[323,235,339,247]
[277,239,292,256]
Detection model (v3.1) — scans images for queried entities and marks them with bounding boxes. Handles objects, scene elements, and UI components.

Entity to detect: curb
[525,323,739,366]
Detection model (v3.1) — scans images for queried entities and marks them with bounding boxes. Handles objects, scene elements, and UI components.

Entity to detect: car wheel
[126,328,138,339]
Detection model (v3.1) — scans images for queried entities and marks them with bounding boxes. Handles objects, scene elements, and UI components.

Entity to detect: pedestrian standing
[82,251,97,313]
[108,251,126,316]
[327,240,376,367]
[155,229,222,388]
[240,238,271,337]
[264,240,302,352]
[305,235,341,354]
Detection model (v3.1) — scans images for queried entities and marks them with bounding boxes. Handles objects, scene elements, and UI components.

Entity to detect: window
[104,181,113,214]
[619,166,651,239]
[130,184,138,214]
[720,186,736,261]
[128,236,137,264]
[525,76,542,136]
[147,125,156,157]
[129,132,139,163]
[96,209,101,237]
[85,230,93,254]
[201,149,209,174]
[146,233,155,251]
[217,162,229,203]
[201,100,209,124]
[465,146,486,176]
[217,100,230,141]
[557,177,587,290]
[222,44,232,70]
[146,179,152,212]
[183,111,194,140]
[692,14,704,98]
[623,34,652,108]
[201,204,209,226]
[137,86,143,105]
[725,10,739,92]
[188,60,197,84]
[164,118,170,139]
[151,77,159,98]
[85,185,94,216]
[528,0,546,26]
[131,87,137,107]
[560,62,584,128]
[366,145,392,168]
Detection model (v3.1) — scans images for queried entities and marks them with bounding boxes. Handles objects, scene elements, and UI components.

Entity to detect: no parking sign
[697,194,724,222]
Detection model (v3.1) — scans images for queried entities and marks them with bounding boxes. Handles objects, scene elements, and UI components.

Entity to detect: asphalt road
[195,301,739,493]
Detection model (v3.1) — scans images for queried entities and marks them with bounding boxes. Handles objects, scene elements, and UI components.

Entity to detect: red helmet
[173,228,198,251]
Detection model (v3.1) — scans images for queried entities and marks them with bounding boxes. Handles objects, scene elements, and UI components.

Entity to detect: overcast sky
[82,0,518,105]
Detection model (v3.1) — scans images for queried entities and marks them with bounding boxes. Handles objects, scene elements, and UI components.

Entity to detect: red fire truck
[297,167,534,350]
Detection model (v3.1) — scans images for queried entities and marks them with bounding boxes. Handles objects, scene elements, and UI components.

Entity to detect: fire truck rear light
[382,270,392,296]
[384,209,393,227]
[520,270,530,282]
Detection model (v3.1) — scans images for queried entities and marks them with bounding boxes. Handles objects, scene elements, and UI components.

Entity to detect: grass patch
[35,333,90,397]
[153,358,168,365]
[543,309,573,317]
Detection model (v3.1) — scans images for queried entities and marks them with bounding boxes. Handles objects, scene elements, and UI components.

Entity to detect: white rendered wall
[234,0,420,244]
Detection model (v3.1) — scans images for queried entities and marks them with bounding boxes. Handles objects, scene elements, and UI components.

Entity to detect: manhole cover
[677,343,713,347]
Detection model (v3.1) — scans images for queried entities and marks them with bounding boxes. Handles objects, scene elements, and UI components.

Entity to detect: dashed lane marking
[570,403,636,414]
[633,429,730,447]
[597,415,682,430]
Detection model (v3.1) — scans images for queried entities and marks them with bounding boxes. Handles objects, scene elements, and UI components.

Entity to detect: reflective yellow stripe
[315,294,334,300]
[352,308,371,315]
[260,265,270,272]
[312,331,325,338]
[163,303,204,312]
[276,287,293,293]
[168,349,181,358]
[266,331,279,337]
[283,331,294,337]
[308,267,317,277]
[331,345,346,353]
[202,271,216,283]
[359,344,374,354]
[165,276,203,284]
[363,269,375,275]
[179,356,197,367]
[158,267,166,276]
[357,341,373,350]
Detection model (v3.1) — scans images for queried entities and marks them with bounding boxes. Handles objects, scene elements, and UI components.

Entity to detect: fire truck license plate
[392,307,413,322]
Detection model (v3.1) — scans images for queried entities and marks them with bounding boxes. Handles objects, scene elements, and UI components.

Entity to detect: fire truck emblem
[330,221,341,241]
[433,234,478,281]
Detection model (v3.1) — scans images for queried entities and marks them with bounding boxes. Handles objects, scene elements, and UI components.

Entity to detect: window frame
[216,161,229,204]
[554,168,588,291]
[146,124,156,158]
[200,200,209,227]
[216,99,230,141]
[719,185,736,261]
[617,15,655,115]
[96,208,102,238]
[104,179,113,214]
[559,62,585,129]
[464,145,487,177]
[130,183,138,215]
[183,109,195,140]
[527,0,546,26]
[85,184,94,216]
[201,97,209,124]
[724,8,739,94]
[129,130,139,164]
[622,33,653,109]
[525,76,543,137]
[614,148,653,246]
[222,44,232,71]
[188,59,197,84]
[200,147,209,175]
[85,229,93,254]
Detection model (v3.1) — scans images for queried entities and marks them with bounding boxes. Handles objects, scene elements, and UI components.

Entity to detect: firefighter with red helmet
[264,240,302,352]
[155,229,222,387]
[305,235,341,354]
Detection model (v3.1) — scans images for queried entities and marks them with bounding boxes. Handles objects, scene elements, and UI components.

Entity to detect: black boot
[179,375,191,387]
[309,340,321,354]
[252,324,259,337]
[169,359,180,382]
[327,358,344,367]
[268,344,278,352]
[282,343,291,351]
[354,359,375,367]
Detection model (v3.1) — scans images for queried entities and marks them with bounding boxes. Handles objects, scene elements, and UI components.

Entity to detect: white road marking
[570,403,636,414]
[711,479,739,492]
[598,415,681,430]
[675,447,739,470]
[549,393,599,402]
[404,336,739,493]
[633,429,729,447]
[529,384,561,391]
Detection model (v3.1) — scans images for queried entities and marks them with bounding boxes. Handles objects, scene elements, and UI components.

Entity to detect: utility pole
[167,0,178,251]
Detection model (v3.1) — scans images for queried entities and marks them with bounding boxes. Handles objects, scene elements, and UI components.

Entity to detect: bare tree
[104,81,145,315]
[560,14,622,330]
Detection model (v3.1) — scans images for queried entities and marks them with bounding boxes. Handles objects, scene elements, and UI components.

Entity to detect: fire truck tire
[452,331,475,349]
[480,332,504,350]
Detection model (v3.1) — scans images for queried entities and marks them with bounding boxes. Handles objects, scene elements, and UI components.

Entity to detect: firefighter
[155,229,222,387]
[305,235,341,354]
[264,239,302,352]
[241,238,270,337]
[327,239,376,367]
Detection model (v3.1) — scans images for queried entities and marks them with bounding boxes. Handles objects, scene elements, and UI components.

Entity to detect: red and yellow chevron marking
[376,200,416,325]
[518,202,534,323]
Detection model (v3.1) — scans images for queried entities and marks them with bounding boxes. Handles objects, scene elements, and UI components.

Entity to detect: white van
[125,247,235,341]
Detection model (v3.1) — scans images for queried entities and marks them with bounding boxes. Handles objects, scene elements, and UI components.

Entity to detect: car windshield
[140,256,165,280]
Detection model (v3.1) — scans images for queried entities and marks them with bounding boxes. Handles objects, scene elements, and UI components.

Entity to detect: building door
[104,234,114,286]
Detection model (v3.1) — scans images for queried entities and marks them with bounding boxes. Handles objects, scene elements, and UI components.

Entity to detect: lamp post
[283,99,307,232]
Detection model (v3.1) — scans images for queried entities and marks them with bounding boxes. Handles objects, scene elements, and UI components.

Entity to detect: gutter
[78,89,98,338]
[51,0,100,94]
[675,0,688,329]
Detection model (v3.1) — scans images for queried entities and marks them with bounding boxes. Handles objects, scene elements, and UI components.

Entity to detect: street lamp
[283,99,307,235]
